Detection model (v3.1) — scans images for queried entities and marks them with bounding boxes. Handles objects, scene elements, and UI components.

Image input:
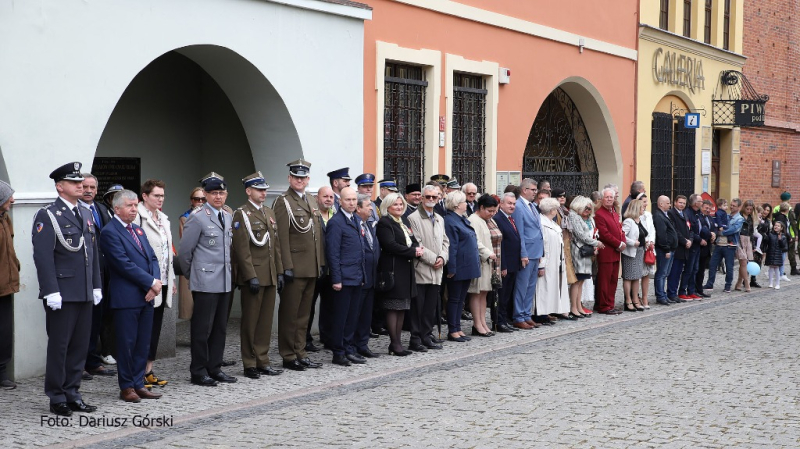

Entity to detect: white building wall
[0,0,369,378]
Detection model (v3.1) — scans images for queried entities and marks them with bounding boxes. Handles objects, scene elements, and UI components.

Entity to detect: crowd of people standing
[3,160,798,418]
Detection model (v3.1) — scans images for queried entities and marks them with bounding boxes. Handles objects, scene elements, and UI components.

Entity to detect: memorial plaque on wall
[92,157,141,196]
[771,160,781,188]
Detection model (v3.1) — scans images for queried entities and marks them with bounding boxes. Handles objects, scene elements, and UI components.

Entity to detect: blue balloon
[747,261,760,276]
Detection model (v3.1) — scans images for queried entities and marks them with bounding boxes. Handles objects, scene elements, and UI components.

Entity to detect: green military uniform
[272,160,325,364]
[232,172,284,373]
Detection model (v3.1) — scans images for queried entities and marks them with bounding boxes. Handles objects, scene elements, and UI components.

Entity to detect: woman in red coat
[594,188,626,314]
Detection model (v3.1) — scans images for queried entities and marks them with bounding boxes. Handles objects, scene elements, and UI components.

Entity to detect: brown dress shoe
[513,321,533,330]
[120,388,141,403]
[135,388,162,399]
[524,319,542,328]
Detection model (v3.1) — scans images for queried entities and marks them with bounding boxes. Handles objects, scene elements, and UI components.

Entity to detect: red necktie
[126,224,144,252]
[508,216,518,233]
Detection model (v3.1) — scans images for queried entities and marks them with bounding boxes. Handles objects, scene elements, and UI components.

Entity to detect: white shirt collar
[248,200,263,210]
[114,215,132,228]
[58,196,78,210]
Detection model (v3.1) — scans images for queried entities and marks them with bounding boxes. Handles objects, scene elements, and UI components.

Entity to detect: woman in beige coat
[406,185,450,350]
[466,195,499,337]
[136,179,175,387]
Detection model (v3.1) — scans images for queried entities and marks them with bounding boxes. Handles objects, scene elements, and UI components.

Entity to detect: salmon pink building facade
[364,0,638,196]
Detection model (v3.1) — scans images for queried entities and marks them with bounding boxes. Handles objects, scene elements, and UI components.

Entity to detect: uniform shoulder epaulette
[191,206,203,214]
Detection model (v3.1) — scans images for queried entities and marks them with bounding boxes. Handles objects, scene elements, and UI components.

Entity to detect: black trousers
[409,284,439,345]
[498,271,518,327]
[696,252,711,293]
[44,300,92,404]
[148,292,166,361]
[189,291,230,377]
[355,288,374,352]
[329,285,362,357]
[0,295,12,381]
[84,302,104,370]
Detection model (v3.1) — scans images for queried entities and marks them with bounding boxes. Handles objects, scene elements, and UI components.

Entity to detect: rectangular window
[704,0,712,44]
[650,113,696,200]
[723,0,731,50]
[451,73,487,192]
[383,63,427,191]
[683,0,692,37]
[660,0,670,30]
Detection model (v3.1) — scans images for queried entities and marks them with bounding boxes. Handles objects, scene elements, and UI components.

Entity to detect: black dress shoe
[346,353,366,364]
[388,347,412,356]
[220,360,236,367]
[357,348,380,358]
[67,399,97,413]
[461,311,473,320]
[369,332,379,338]
[82,371,93,381]
[497,324,515,333]
[750,280,762,288]
[599,309,622,315]
[50,402,73,416]
[427,334,444,344]
[332,355,351,366]
[697,291,712,298]
[257,366,284,376]
[88,366,116,376]
[373,327,390,336]
[243,367,261,379]
[210,371,237,383]
[298,357,323,369]
[191,375,218,387]
[408,343,428,352]
[305,341,321,352]
[282,359,307,371]
[422,340,443,350]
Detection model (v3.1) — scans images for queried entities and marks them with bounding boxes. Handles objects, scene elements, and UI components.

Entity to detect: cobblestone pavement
[3,276,799,448]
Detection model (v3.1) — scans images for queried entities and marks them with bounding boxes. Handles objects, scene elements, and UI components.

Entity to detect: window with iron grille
[660,0,670,30]
[723,0,730,50]
[650,112,697,200]
[523,88,598,198]
[452,73,486,192]
[704,0,712,44]
[683,0,692,37]
[384,62,426,191]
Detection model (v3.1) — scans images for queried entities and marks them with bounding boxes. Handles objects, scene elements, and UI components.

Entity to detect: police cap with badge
[50,162,85,183]
[446,178,461,190]
[355,173,376,186]
[326,167,351,182]
[377,179,398,192]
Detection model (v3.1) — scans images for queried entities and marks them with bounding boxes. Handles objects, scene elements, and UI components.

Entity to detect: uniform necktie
[218,211,224,228]
[73,207,83,230]
[126,224,144,252]
[89,204,102,230]
[362,222,373,250]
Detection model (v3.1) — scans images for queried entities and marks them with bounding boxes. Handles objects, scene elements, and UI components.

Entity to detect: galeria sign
[652,47,705,93]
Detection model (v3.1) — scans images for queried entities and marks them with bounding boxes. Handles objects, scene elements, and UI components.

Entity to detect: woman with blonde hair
[567,195,602,318]
[621,199,647,311]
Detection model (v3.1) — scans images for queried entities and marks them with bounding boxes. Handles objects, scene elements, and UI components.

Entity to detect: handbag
[490,261,502,290]
[376,270,395,292]
[644,246,656,265]
[579,243,595,258]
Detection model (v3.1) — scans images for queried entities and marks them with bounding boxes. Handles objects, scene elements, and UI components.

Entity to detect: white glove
[46,293,63,311]
[93,288,103,305]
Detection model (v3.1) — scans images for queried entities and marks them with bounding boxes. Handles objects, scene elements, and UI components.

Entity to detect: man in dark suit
[680,194,703,300]
[695,199,716,298]
[32,162,102,416]
[354,193,381,357]
[99,189,163,403]
[325,188,366,367]
[178,173,237,386]
[462,183,478,216]
[667,195,692,303]
[653,196,678,305]
[79,173,116,379]
[494,192,521,332]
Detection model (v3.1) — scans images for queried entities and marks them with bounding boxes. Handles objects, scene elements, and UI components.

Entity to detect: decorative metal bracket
[670,102,706,118]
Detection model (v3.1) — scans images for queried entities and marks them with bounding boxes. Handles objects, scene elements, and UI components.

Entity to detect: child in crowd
[715,198,729,231]
[762,221,788,289]
[752,205,764,255]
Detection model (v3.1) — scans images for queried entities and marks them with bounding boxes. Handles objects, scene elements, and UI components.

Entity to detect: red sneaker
[688,294,701,299]
[678,294,693,301]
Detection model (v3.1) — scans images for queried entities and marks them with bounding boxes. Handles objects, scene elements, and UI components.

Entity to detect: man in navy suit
[99,189,163,403]
[494,192,522,332]
[510,178,544,329]
[680,194,703,300]
[325,187,366,367]
[354,193,381,358]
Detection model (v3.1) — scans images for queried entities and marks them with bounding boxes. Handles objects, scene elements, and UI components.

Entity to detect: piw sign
[733,100,766,126]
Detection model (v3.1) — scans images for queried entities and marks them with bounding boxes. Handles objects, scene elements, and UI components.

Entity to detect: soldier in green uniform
[232,172,285,379]
[272,160,325,371]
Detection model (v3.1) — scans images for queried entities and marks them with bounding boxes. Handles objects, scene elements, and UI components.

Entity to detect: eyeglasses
[191,197,207,202]
[149,194,165,199]
[583,206,593,212]
[466,192,477,196]
[424,195,438,200]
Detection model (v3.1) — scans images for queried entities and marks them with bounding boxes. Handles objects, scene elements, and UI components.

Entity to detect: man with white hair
[594,187,625,314]
[461,183,478,216]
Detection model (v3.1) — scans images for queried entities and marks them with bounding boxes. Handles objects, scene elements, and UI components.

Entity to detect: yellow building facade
[637,0,746,202]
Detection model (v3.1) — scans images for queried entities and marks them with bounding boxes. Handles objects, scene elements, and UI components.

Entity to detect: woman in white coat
[621,199,647,312]
[467,195,500,337]
[535,198,569,318]
[638,194,656,309]
[136,179,176,387]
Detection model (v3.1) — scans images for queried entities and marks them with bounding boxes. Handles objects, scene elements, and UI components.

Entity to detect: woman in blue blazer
[444,191,481,342]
